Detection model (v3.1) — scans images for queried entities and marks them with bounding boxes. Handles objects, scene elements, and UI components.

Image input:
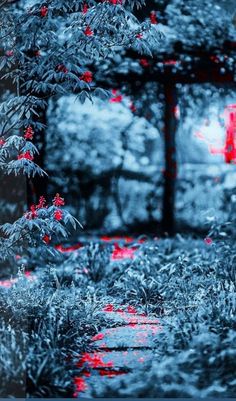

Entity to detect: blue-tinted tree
[0,0,158,261]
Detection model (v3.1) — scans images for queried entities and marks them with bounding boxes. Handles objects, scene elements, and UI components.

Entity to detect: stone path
[0,237,161,398]
[73,305,161,398]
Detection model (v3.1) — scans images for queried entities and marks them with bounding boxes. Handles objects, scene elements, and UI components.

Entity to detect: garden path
[0,236,161,398]
[74,306,161,398]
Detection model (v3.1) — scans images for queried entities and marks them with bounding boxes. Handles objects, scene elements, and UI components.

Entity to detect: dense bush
[0,266,108,397]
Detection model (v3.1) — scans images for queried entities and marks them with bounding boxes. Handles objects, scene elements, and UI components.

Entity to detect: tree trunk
[162,83,178,235]
[28,102,48,205]
[24,93,49,207]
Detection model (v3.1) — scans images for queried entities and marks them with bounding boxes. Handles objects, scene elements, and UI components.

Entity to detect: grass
[0,235,235,397]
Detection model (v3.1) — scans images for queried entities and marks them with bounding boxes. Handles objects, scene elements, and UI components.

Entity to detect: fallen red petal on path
[127,306,137,314]
[91,333,104,342]
[77,352,114,369]
[74,377,87,394]
[103,305,115,312]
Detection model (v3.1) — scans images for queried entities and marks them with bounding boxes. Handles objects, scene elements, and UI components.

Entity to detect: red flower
[53,193,65,207]
[43,234,51,244]
[37,195,46,209]
[40,6,48,17]
[56,64,68,74]
[29,205,37,219]
[54,209,63,221]
[80,71,93,83]
[136,33,143,39]
[84,26,93,36]
[18,151,34,161]
[5,50,14,57]
[150,11,158,24]
[24,126,34,140]
[34,50,41,57]
[139,58,149,67]
[82,3,88,13]
[0,138,6,146]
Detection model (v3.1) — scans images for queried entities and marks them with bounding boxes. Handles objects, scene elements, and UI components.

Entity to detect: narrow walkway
[0,237,161,398]
[74,305,161,398]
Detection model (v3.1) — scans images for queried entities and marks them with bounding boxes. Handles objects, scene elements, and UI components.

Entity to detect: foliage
[87,236,236,398]
[0,235,236,396]
[0,267,105,397]
[0,0,158,261]
[0,0,236,398]
[0,0,157,171]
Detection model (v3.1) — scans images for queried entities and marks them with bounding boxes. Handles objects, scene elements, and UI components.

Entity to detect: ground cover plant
[0,233,236,397]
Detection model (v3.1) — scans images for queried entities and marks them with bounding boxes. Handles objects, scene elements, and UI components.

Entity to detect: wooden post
[162,83,178,235]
